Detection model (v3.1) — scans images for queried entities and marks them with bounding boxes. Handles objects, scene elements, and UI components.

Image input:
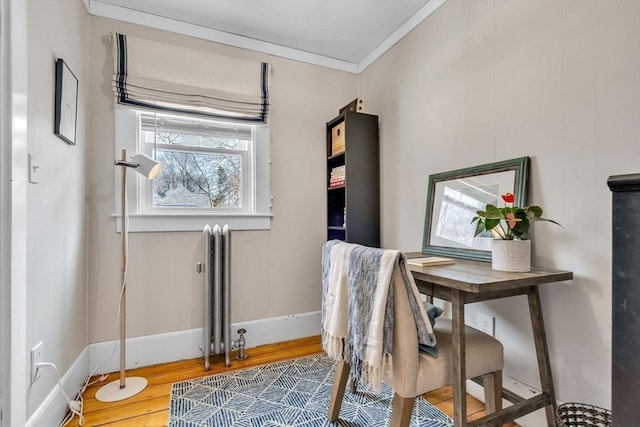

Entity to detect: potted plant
[471,193,561,272]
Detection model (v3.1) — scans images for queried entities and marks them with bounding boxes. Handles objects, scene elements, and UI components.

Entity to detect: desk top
[405,252,573,294]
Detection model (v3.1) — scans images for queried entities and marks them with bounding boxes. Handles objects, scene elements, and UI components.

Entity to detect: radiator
[199,224,232,370]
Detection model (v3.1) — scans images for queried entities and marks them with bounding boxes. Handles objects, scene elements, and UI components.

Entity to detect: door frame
[1,0,28,425]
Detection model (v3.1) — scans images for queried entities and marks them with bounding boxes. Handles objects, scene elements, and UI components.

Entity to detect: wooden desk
[406,255,573,427]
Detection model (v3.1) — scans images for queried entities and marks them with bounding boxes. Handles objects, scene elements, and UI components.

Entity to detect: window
[140,112,252,212]
[115,107,271,232]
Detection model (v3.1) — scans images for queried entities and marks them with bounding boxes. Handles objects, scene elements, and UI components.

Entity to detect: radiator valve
[234,328,248,360]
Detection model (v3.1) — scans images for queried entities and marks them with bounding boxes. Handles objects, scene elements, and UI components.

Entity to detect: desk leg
[528,286,557,427]
[452,289,467,427]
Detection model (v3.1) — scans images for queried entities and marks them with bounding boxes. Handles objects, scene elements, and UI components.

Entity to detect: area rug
[169,353,453,426]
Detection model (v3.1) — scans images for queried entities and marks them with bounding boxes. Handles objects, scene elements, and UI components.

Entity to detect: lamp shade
[130,153,162,179]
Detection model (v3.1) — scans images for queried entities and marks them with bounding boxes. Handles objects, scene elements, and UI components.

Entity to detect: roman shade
[111,33,270,123]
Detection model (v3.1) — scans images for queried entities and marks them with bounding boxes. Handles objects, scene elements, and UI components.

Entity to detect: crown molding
[86,0,446,74]
[358,0,446,72]
[86,0,358,73]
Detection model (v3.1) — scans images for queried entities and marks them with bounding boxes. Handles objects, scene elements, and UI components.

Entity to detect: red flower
[502,193,515,204]
[506,212,518,229]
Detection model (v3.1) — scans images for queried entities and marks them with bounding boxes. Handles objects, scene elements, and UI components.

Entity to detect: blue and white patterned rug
[169,353,453,426]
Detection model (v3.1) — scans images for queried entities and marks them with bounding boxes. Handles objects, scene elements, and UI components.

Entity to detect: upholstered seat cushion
[411,318,503,396]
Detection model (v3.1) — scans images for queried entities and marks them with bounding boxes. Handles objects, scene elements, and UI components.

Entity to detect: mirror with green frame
[422,157,530,261]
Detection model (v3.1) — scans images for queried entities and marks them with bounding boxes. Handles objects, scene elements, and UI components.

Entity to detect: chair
[324,247,504,427]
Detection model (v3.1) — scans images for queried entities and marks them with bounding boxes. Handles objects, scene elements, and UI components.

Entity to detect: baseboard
[25,347,89,427]
[28,311,321,425]
[466,375,556,427]
[88,310,322,375]
[230,310,321,349]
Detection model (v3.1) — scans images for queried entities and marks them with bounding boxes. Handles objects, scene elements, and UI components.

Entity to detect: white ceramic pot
[491,239,531,272]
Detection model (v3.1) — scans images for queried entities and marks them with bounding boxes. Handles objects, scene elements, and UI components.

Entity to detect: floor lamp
[95,149,162,402]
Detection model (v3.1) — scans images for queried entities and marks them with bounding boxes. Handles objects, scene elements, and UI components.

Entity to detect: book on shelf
[329,167,346,186]
[330,167,345,177]
[406,256,455,267]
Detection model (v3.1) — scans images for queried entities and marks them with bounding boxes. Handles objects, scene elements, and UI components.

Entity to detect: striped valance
[111,33,270,123]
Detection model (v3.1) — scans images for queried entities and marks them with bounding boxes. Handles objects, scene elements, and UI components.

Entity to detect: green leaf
[473,219,485,237]
[527,206,543,218]
[539,217,564,228]
[512,218,530,235]
[484,205,505,220]
[484,218,500,231]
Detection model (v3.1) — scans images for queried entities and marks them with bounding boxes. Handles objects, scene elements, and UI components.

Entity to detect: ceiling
[87,0,445,72]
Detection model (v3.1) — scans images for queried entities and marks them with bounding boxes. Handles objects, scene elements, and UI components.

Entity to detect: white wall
[25,0,89,419]
[86,18,357,343]
[359,0,640,412]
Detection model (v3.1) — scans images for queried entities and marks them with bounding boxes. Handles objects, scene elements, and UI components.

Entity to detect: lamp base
[95,376,148,402]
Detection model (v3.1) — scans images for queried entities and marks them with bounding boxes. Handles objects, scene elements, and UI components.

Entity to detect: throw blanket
[321,240,437,391]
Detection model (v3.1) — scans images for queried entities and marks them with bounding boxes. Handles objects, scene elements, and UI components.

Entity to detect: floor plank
[64,336,518,426]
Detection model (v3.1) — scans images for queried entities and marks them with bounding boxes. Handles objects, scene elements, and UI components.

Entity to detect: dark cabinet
[608,173,640,425]
[326,111,379,247]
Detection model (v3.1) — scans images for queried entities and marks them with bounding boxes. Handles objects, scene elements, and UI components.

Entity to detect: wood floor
[66,336,517,426]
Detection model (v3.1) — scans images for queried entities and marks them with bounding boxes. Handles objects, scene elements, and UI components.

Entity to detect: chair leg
[350,377,358,393]
[482,370,503,414]
[390,393,415,427]
[328,360,350,422]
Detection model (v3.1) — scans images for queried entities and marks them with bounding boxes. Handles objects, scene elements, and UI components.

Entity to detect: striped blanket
[321,240,436,391]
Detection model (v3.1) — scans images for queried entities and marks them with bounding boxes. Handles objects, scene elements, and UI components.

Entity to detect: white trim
[26,311,321,425]
[88,311,321,374]
[466,375,554,427]
[112,212,273,233]
[114,108,272,232]
[230,311,321,349]
[0,0,9,421]
[3,0,29,425]
[86,0,448,75]
[86,0,358,74]
[357,0,447,72]
[25,348,89,427]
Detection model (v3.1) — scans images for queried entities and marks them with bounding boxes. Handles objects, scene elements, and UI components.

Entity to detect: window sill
[112,212,273,232]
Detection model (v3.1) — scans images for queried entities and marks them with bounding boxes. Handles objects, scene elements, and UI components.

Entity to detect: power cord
[35,362,84,426]
[60,182,132,426]
[58,266,127,426]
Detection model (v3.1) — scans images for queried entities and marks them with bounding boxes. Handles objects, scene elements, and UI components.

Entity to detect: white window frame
[114,106,272,232]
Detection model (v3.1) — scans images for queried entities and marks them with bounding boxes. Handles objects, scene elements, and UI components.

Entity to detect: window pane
[152,149,243,208]
[147,130,248,151]
[141,112,250,150]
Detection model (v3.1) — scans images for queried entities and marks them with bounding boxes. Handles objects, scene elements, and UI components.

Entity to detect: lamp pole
[95,149,160,402]
[119,148,127,389]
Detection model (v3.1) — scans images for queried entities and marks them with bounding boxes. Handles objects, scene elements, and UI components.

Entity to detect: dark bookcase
[608,173,640,425]
[326,111,379,247]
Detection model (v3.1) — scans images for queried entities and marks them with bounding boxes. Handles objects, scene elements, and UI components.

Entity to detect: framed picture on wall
[54,58,78,145]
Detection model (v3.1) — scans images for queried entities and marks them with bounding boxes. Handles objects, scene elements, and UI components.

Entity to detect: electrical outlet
[30,342,44,384]
[477,313,495,337]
